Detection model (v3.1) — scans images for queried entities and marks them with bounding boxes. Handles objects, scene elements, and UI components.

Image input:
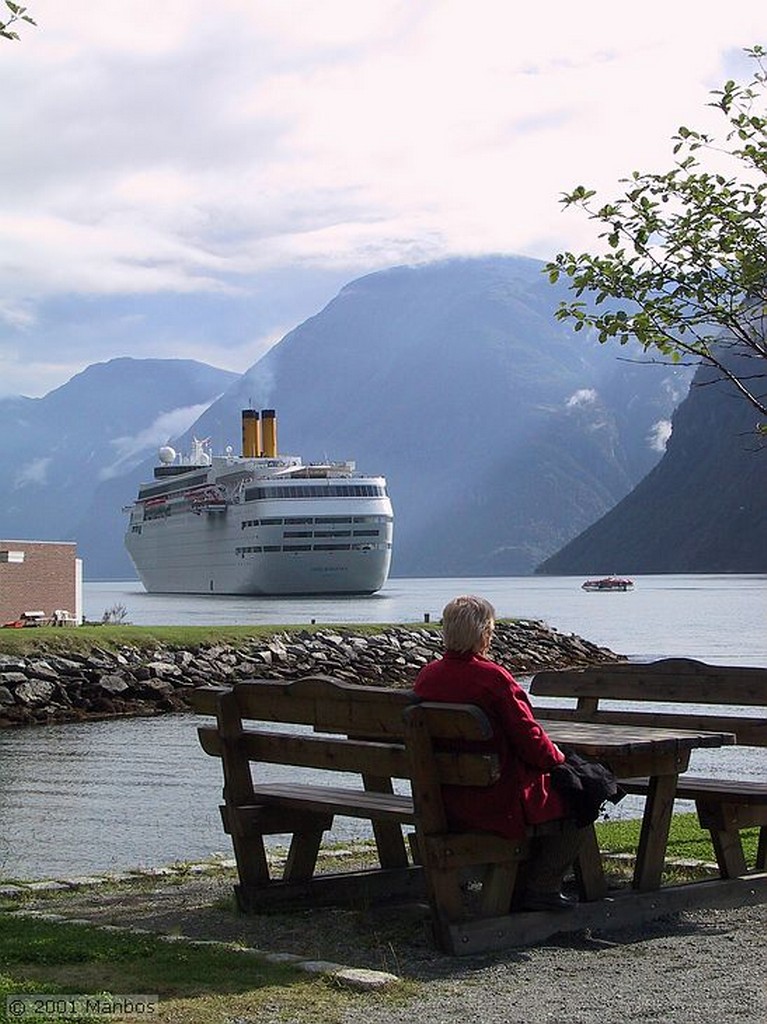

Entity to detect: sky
[1,0,765,398]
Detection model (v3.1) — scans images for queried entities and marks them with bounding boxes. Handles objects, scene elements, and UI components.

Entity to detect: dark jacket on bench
[414,650,567,839]
[551,750,625,827]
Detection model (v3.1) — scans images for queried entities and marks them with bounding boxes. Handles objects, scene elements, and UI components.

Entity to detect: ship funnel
[261,408,277,457]
[241,409,261,458]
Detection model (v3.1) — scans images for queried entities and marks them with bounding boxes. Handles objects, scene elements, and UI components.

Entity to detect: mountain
[0,358,239,566]
[81,255,688,580]
[536,359,766,574]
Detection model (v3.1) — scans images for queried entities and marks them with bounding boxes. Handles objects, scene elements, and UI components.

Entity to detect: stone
[138,677,175,696]
[45,656,87,675]
[0,884,26,898]
[295,959,346,976]
[141,661,183,679]
[95,674,130,695]
[333,967,401,990]
[15,679,56,705]
[25,660,60,682]
[0,656,26,672]
[0,672,27,687]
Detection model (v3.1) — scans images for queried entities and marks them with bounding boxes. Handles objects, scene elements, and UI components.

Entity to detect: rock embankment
[0,620,623,727]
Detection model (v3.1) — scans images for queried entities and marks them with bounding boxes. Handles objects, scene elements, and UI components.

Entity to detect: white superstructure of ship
[124,409,394,595]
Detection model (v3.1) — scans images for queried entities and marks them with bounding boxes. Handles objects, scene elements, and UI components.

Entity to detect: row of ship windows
[241,515,390,528]
[243,484,387,500]
[138,476,386,503]
[136,510,392,527]
[236,542,391,555]
[256,529,381,539]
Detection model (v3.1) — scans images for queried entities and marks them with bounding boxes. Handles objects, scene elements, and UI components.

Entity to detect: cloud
[0,301,36,330]
[647,419,673,452]
[99,400,219,479]
[2,1,766,396]
[14,457,52,489]
[566,388,598,409]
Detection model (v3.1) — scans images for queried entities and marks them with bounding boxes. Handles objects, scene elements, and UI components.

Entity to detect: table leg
[634,773,678,891]
[573,824,607,900]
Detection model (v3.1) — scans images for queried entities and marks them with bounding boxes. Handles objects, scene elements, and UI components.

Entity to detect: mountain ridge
[536,359,766,575]
[0,256,707,580]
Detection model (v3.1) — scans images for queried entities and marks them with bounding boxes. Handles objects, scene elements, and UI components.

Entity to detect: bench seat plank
[622,776,767,804]
[250,783,416,822]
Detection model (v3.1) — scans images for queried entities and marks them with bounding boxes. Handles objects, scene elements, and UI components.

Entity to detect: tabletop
[543,719,736,761]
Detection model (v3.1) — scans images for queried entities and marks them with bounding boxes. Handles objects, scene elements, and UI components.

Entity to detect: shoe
[521,890,578,912]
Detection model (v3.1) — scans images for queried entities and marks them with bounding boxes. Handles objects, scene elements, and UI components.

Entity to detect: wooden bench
[530,658,767,879]
[190,674,605,955]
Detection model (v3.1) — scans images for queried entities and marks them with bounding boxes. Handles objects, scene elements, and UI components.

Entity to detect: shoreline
[0,619,623,728]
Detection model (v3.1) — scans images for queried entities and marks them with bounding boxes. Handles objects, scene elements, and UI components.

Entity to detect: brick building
[0,541,82,625]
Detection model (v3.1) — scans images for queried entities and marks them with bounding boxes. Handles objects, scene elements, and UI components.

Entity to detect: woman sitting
[413,594,586,911]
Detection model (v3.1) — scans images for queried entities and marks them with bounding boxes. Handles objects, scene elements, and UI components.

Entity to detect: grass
[0,621,443,656]
[294,815,760,875]
[597,812,761,871]
[0,916,413,1024]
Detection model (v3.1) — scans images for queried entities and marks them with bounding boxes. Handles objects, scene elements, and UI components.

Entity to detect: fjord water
[1,574,764,881]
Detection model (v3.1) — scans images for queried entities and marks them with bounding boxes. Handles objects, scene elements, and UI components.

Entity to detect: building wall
[0,541,79,624]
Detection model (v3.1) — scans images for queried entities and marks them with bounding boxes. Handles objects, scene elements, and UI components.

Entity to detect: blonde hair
[441,595,495,654]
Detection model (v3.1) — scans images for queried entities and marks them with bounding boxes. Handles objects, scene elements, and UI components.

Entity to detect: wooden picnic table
[542,719,736,892]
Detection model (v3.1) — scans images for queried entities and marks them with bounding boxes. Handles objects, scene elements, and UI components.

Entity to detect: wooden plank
[283,828,325,882]
[216,689,269,889]
[598,750,692,780]
[403,705,450,835]
[362,772,410,869]
[623,776,767,804]
[251,783,415,821]
[479,861,521,917]
[234,864,426,913]
[402,703,465,937]
[705,818,748,879]
[534,708,766,747]
[530,659,767,707]
[221,803,334,837]
[696,801,767,831]
[199,726,410,776]
[442,872,767,956]
[234,675,414,735]
[420,832,528,871]
[573,825,608,901]
[543,720,732,758]
[189,685,230,715]
[634,773,678,892]
[197,726,499,785]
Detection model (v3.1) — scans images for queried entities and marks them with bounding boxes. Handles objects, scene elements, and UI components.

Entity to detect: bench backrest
[530,658,767,747]
[190,674,502,793]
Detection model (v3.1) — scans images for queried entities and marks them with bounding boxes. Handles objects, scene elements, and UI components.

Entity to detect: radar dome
[158,446,176,464]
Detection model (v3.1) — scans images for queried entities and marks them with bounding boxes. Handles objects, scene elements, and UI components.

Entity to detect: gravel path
[9,870,766,1023]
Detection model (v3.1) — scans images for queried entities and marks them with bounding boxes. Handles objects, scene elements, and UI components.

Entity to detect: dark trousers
[524,819,587,893]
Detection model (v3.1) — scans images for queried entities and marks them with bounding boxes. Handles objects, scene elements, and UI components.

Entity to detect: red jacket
[413,650,567,839]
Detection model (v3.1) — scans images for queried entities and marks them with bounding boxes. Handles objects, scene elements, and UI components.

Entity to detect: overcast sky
[1,1,765,398]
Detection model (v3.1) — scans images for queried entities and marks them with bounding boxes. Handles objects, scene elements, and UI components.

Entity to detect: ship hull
[125,496,393,596]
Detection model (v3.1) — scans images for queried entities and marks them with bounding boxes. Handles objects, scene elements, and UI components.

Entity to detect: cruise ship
[124,409,394,595]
